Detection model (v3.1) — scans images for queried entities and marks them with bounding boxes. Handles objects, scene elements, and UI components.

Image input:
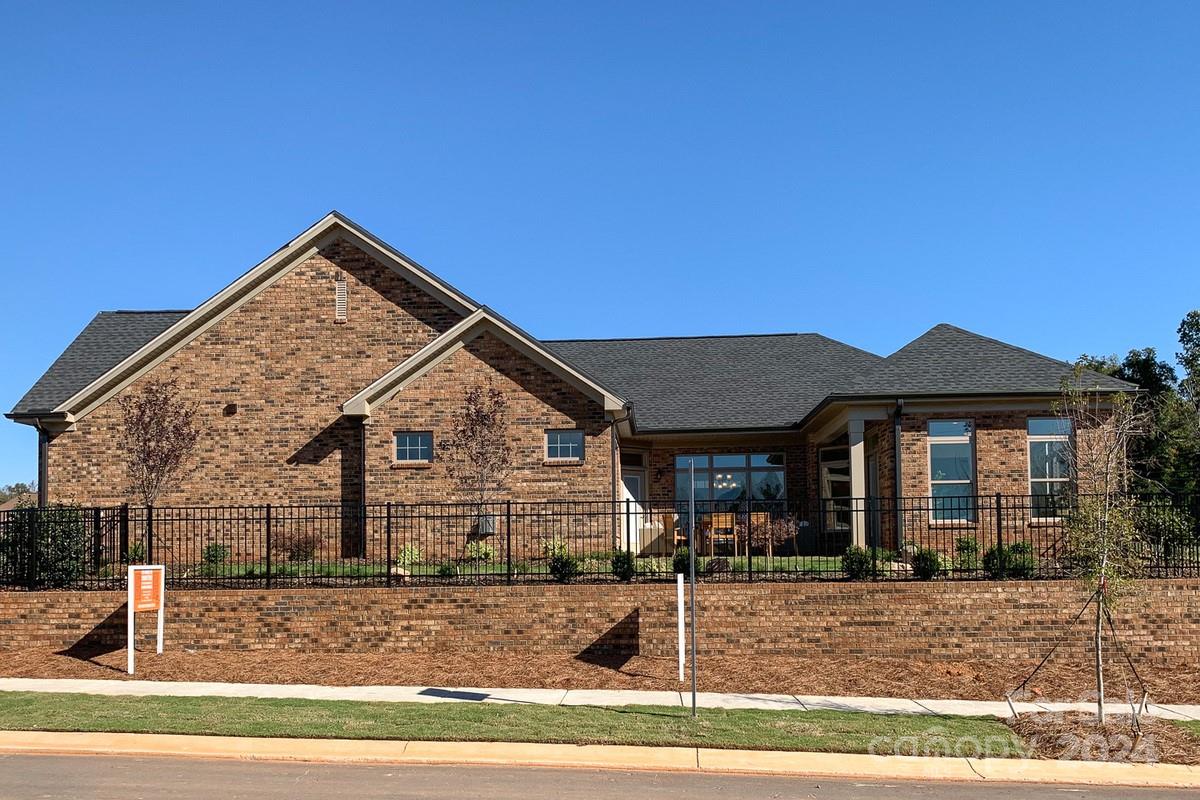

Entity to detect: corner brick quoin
[3,581,1198,662]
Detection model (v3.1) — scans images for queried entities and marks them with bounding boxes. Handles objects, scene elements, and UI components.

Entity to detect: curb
[0,731,1196,788]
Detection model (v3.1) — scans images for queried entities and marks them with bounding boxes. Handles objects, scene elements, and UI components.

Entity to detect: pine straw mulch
[1008,711,1200,765]
[3,647,1200,704]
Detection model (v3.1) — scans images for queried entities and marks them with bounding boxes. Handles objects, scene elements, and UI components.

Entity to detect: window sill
[391,461,433,469]
[543,458,584,467]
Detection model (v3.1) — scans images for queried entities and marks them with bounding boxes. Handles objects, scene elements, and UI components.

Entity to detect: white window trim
[545,429,585,462]
[393,431,433,464]
[1027,418,1073,520]
[927,419,976,523]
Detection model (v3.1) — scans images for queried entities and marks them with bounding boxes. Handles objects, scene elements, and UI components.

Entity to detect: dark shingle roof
[9,311,189,415]
[10,312,1137,433]
[842,324,1135,398]
[548,334,884,431]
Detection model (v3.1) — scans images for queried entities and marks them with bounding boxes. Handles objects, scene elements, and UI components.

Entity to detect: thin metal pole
[688,458,698,718]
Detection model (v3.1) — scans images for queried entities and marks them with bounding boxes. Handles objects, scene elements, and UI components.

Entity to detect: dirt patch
[3,647,1198,704]
[1008,712,1200,765]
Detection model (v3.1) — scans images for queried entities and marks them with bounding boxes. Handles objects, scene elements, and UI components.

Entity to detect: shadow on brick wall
[575,608,639,669]
[56,604,128,673]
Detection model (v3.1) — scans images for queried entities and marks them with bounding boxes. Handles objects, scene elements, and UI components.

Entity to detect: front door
[621,470,647,551]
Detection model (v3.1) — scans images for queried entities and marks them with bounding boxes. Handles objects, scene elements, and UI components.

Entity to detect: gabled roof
[7,212,480,422]
[10,311,189,416]
[343,308,627,417]
[547,333,884,432]
[841,323,1135,397]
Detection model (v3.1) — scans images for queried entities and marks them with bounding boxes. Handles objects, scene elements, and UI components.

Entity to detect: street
[0,754,1193,799]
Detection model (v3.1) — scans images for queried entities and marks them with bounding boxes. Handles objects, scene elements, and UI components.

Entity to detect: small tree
[446,382,513,523]
[116,378,202,507]
[1057,366,1152,723]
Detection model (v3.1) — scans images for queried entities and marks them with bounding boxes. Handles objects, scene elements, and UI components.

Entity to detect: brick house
[8,212,1133,551]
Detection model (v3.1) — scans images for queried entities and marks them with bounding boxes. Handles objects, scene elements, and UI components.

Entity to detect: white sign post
[676,573,685,681]
[127,564,165,675]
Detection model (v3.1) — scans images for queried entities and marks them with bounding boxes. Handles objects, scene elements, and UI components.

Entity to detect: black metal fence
[1,495,1197,590]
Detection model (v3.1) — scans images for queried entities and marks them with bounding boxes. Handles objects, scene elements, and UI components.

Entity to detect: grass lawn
[0,691,1019,754]
[1178,721,1200,737]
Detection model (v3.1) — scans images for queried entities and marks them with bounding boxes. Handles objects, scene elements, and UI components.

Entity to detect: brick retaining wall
[2,581,1197,663]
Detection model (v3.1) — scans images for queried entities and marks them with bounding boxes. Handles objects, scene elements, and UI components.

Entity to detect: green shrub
[611,550,636,582]
[462,540,496,565]
[199,542,231,577]
[0,505,90,588]
[672,546,692,575]
[983,541,1036,579]
[638,557,671,575]
[541,537,569,559]
[549,553,581,583]
[911,547,945,580]
[435,562,459,578]
[395,544,424,568]
[953,537,980,571]
[842,545,875,580]
[125,540,146,564]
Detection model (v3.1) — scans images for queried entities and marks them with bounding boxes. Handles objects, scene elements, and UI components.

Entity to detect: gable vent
[334,276,348,323]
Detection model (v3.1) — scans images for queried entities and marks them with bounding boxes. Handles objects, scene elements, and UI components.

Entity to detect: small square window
[546,429,585,461]
[395,431,433,463]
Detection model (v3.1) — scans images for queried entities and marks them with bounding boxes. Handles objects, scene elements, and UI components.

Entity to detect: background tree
[446,382,513,516]
[1056,371,1152,723]
[116,378,202,507]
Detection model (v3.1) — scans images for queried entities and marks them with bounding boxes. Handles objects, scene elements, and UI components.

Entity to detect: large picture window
[928,420,975,521]
[1028,418,1072,518]
[674,453,785,505]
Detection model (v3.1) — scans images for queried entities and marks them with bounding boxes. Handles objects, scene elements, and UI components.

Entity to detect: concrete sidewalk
[1,677,1197,720]
[0,730,1197,788]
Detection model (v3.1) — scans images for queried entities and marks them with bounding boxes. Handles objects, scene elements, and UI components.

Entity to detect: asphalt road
[0,755,1194,799]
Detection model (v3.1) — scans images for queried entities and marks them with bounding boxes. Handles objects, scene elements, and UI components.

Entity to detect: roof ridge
[103,309,194,315]
[929,322,1075,368]
[546,332,812,343]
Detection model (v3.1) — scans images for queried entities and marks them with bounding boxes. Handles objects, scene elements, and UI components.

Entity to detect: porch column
[848,419,867,547]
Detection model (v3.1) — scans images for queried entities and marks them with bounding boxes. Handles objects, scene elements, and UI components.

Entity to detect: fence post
[746,499,753,583]
[505,501,513,585]
[995,492,1004,576]
[145,505,154,564]
[119,503,129,563]
[385,502,393,589]
[92,507,102,574]
[26,507,38,590]
[265,504,273,590]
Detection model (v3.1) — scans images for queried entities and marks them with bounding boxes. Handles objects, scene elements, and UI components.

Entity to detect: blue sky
[2,2,1198,484]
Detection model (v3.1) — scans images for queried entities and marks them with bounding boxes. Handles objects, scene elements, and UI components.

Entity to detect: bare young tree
[1057,366,1153,723]
[116,378,202,507]
[446,382,513,523]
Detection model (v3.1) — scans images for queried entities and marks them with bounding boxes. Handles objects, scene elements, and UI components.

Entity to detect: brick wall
[45,238,612,508]
[4,580,1197,663]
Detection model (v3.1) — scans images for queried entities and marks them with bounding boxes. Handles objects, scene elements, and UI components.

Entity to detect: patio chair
[708,512,738,557]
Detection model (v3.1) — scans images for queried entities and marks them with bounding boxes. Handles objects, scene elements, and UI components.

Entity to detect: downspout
[35,421,49,509]
[893,399,904,550]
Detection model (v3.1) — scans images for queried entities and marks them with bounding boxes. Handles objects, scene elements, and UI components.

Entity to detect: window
[674,453,786,506]
[334,276,348,323]
[1029,418,1072,518]
[394,431,433,463]
[928,420,975,521]
[545,429,585,461]
[819,447,851,530]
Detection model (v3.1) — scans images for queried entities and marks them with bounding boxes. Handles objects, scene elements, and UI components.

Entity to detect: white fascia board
[344,310,626,417]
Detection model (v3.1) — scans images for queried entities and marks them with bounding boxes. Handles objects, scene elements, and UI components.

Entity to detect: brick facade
[4,580,1197,663]
[44,238,614,508]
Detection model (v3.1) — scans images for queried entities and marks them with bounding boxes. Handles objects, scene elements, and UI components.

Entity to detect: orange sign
[131,567,163,613]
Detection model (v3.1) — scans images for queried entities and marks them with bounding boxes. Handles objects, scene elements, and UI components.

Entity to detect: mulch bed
[3,647,1198,704]
[1008,711,1200,765]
